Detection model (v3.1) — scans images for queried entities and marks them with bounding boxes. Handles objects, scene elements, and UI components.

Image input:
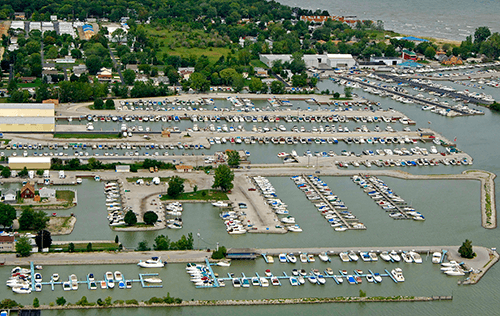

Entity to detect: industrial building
[260,54,356,69]
[0,103,55,132]
[8,157,52,170]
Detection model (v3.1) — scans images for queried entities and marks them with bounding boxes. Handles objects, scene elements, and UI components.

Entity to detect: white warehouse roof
[9,157,52,164]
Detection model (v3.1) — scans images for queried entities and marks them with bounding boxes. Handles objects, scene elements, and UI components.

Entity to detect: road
[108,45,124,84]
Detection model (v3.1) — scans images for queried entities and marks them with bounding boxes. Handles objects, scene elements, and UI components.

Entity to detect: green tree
[123,69,136,85]
[248,77,263,93]
[270,80,285,94]
[68,242,75,252]
[458,239,476,258]
[212,164,234,192]
[56,297,66,306]
[33,297,40,308]
[189,72,210,92]
[424,46,437,59]
[474,26,491,43]
[115,235,119,244]
[35,229,52,251]
[86,242,92,252]
[85,55,102,75]
[211,246,227,259]
[15,236,32,257]
[137,240,150,251]
[19,207,35,230]
[94,99,104,110]
[153,234,170,250]
[0,203,16,228]
[167,176,184,198]
[143,211,158,225]
[1,167,11,178]
[124,210,137,226]
[344,86,352,98]
[227,150,240,167]
[105,99,115,110]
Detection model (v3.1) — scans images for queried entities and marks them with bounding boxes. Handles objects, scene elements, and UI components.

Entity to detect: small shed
[115,165,130,173]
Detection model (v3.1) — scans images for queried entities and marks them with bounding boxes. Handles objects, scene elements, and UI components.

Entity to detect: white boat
[138,257,165,268]
[336,276,344,284]
[380,251,391,262]
[232,278,241,288]
[318,252,330,262]
[401,252,413,263]
[51,273,60,282]
[62,281,71,291]
[409,251,422,264]
[317,275,326,285]
[286,254,297,263]
[299,253,308,263]
[70,274,78,290]
[260,277,269,287]
[441,261,459,267]
[114,271,123,281]
[216,261,231,267]
[212,201,229,207]
[391,268,405,282]
[348,251,359,262]
[307,275,317,284]
[444,268,465,276]
[289,277,299,286]
[144,277,162,284]
[279,253,287,263]
[389,251,401,262]
[12,287,31,294]
[339,252,351,262]
[298,276,305,285]
[373,273,383,283]
[369,252,378,261]
[432,252,442,264]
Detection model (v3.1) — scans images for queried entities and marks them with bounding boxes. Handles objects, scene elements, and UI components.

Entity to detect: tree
[15,236,32,257]
[424,46,437,59]
[212,164,234,192]
[227,150,240,167]
[143,211,158,225]
[458,239,476,258]
[115,235,119,244]
[94,99,104,110]
[154,235,170,250]
[35,230,52,251]
[18,167,29,177]
[86,242,92,252]
[33,210,49,231]
[68,242,75,252]
[1,167,11,178]
[344,86,352,98]
[211,246,227,259]
[167,176,184,198]
[105,99,115,110]
[0,203,16,228]
[474,26,491,43]
[137,240,150,251]
[56,297,66,306]
[33,297,40,308]
[123,69,136,85]
[189,72,210,92]
[248,77,263,93]
[270,81,285,94]
[124,210,137,226]
[85,55,102,75]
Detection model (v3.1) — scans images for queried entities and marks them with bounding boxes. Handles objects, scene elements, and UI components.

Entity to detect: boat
[409,251,423,264]
[380,251,392,262]
[286,254,297,263]
[100,280,107,289]
[339,252,351,262]
[51,273,59,282]
[441,261,459,267]
[389,251,401,262]
[444,268,465,276]
[260,277,269,287]
[138,256,165,268]
[391,268,405,282]
[70,274,78,290]
[348,251,359,262]
[114,271,123,281]
[232,278,241,288]
[366,274,374,283]
[347,275,356,284]
[298,275,305,285]
[432,252,442,264]
[335,276,344,284]
[299,253,308,263]
[373,273,383,283]
[279,253,287,263]
[369,252,378,261]
[63,281,71,291]
[88,273,95,282]
[307,254,315,262]
[299,269,307,276]
[292,269,299,276]
[241,278,250,288]
[307,275,317,284]
[12,287,31,294]
[118,280,126,289]
[317,275,326,285]
[34,272,42,283]
[89,281,97,290]
[35,283,42,292]
[289,277,299,286]
[144,277,162,284]
[318,252,330,262]
[212,201,229,207]
[252,277,260,286]
[265,269,272,277]
[271,276,280,286]
[401,252,413,263]
[266,255,274,263]
[325,267,334,275]
[216,261,231,267]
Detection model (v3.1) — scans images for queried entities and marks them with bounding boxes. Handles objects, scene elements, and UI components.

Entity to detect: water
[3,77,500,314]
[277,0,500,41]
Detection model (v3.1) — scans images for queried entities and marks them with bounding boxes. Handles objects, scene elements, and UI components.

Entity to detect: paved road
[108,45,124,84]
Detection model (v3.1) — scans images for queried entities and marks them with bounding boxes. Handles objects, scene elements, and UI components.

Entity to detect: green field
[52,242,119,252]
[146,26,231,63]
[160,189,229,201]
[55,190,75,203]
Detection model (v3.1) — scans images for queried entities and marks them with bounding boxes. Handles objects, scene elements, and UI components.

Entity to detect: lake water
[3,77,500,315]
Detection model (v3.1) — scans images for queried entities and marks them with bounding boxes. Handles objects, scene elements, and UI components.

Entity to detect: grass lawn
[0,97,9,103]
[2,139,10,144]
[54,133,121,139]
[52,242,119,252]
[160,189,229,201]
[18,78,42,88]
[56,190,75,203]
[250,59,268,69]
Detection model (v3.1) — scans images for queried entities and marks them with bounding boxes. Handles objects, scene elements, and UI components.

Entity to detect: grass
[2,139,10,144]
[126,177,171,182]
[56,190,75,203]
[52,242,119,252]
[160,189,229,201]
[250,59,268,69]
[18,78,42,88]
[54,133,121,139]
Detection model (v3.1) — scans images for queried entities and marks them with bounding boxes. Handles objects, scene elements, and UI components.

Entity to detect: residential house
[178,67,195,80]
[20,183,35,199]
[175,165,193,173]
[439,55,463,65]
[0,236,15,251]
[3,189,16,203]
[39,187,56,198]
[97,68,113,81]
[401,50,417,61]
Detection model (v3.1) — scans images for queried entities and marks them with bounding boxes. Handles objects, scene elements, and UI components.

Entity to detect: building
[438,55,463,65]
[401,50,418,61]
[82,24,95,40]
[20,183,35,199]
[178,67,195,80]
[115,165,130,173]
[370,56,403,66]
[0,236,15,252]
[14,12,25,20]
[226,248,258,260]
[97,68,113,81]
[0,103,55,132]
[3,189,16,203]
[175,165,193,173]
[400,36,429,43]
[39,187,56,198]
[260,54,356,69]
[9,157,52,170]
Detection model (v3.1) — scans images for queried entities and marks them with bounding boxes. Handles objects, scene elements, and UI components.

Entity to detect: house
[126,64,139,73]
[401,50,417,61]
[0,236,15,252]
[97,68,113,81]
[19,77,36,83]
[178,67,195,80]
[73,64,88,76]
[20,183,35,199]
[3,189,16,203]
[254,67,269,78]
[439,55,463,65]
[39,187,56,198]
[14,12,25,20]
[175,165,193,173]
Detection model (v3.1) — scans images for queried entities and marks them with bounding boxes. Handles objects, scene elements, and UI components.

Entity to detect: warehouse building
[260,54,356,69]
[9,157,52,170]
[0,103,55,132]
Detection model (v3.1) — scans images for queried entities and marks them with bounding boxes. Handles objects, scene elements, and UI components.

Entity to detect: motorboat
[126,280,132,289]
[299,269,307,276]
[100,280,107,289]
[298,276,305,285]
[144,277,162,284]
[35,283,42,292]
[307,254,315,262]
[241,278,250,288]
[265,269,272,277]
[347,275,356,284]
[441,261,459,267]
[369,252,378,261]
[318,252,330,262]
[389,251,401,262]
[212,201,229,207]
[366,274,374,283]
[325,268,334,275]
[114,271,123,281]
[401,252,413,263]
[409,251,423,264]
[90,281,97,290]
[373,273,383,283]
[292,269,299,276]
[12,287,31,294]
[279,253,287,263]
[267,255,274,263]
[34,273,42,283]
[88,273,95,282]
[216,261,231,267]
[348,251,359,262]
[70,274,78,290]
[260,277,269,287]
[232,278,241,288]
[51,273,60,282]
[391,268,405,282]
[271,277,280,286]
[317,275,326,285]
[336,276,344,284]
[432,252,442,264]
[286,254,297,263]
[444,268,465,276]
[380,251,392,262]
[307,275,317,284]
[339,252,351,262]
[138,256,165,268]
[289,277,299,286]
[252,277,260,286]
[299,253,308,263]
[63,281,71,291]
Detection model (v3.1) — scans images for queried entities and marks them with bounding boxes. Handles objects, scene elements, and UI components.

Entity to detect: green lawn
[250,59,268,69]
[54,133,121,139]
[51,242,119,252]
[18,78,42,88]
[56,190,75,203]
[160,189,229,201]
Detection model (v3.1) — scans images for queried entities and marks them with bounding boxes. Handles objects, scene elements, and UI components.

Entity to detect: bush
[124,210,137,226]
[211,246,227,259]
[68,243,75,252]
[148,297,164,304]
[33,297,40,308]
[56,297,66,306]
[458,239,476,258]
[125,299,138,305]
[143,211,158,225]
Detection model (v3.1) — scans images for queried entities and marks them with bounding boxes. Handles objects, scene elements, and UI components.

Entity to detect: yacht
[409,251,423,264]
[380,251,392,262]
[212,201,229,207]
[348,251,359,262]
[318,252,330,262]
[389,251,401,262]
[391,268,405,282]
[259,277,269,287]
[138,257,165,268]
[114,271,123,281]
[286,253,297,263]
[432,252,442,264]
[279,253,287,263]
[232,278,241,288]
[339,252,351,262]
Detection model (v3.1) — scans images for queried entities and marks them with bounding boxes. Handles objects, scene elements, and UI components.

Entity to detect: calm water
[278,0,500,41]
[3,78,500,315]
